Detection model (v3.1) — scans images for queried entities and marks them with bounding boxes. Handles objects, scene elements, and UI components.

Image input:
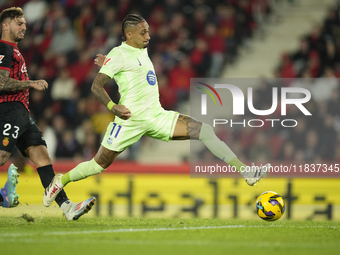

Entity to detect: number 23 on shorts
[3,123,20,139]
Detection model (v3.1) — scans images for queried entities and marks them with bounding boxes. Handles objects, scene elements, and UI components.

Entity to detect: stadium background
[0,0,340,221]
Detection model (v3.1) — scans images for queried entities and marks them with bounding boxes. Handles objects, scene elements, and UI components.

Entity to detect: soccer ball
[255,191,285,221]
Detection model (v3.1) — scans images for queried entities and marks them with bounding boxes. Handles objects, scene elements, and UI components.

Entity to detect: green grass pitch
[0,217,339,255]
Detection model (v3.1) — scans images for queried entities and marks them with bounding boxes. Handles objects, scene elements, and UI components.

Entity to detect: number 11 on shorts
[110,123,122,138]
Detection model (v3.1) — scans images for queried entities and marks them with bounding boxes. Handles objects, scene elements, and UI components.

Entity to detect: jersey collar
[121,42,146,52]
[0,39,17,47]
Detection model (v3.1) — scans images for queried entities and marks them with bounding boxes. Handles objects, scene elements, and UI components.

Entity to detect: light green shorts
[101,109,179,152]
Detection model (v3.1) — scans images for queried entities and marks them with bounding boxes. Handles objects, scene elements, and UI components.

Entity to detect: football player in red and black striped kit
[0,7,95,220]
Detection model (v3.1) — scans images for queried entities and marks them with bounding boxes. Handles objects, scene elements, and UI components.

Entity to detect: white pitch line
[0,224,337,238]
[0,225,257,237]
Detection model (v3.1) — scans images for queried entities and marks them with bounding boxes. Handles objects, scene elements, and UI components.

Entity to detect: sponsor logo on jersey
[0,55,4,63]
[146,70,156,85]
[3,137,9,146]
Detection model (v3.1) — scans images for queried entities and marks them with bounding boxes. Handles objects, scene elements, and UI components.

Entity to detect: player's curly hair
[0,7,24,24]
[121,14,145,41]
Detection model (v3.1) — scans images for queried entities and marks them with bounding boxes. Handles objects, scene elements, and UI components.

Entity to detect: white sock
[60,200,72,213]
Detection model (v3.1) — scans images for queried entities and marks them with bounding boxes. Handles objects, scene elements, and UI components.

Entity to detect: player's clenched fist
[31,80,48,91]
[112,104,132,120]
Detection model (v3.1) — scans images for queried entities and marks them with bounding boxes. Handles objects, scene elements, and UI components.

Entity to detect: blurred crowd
[212,77,340,164]
[268,3,340,163]
[209,3,340,164]
[1,0,273,161]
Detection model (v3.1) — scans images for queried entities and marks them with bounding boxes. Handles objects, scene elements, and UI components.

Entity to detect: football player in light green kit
[43,14,270,207]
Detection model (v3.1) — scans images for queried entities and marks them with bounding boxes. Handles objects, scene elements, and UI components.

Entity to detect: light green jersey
[99,42,163,121]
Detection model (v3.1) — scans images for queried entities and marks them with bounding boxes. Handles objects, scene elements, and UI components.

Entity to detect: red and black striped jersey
[0,39,29,111]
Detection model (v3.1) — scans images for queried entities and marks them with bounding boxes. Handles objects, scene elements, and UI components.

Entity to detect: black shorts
[0,102,47,157]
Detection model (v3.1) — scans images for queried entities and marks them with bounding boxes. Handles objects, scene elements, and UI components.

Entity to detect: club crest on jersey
[147,70,156,85]
[21,63,27,73]
[3,137,9,146]
[106,137,113,145]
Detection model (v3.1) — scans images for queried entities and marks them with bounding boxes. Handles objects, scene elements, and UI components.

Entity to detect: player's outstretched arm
[0,70,48,92]
[91,73,131,120]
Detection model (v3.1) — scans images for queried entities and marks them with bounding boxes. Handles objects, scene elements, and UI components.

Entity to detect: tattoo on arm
[91,73,112,106]
[34,80,46,90]
[113,107,123,116]
[0,70,32,91]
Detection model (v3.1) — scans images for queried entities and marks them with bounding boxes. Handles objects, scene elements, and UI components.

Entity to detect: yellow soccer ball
[255,191,285,221]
